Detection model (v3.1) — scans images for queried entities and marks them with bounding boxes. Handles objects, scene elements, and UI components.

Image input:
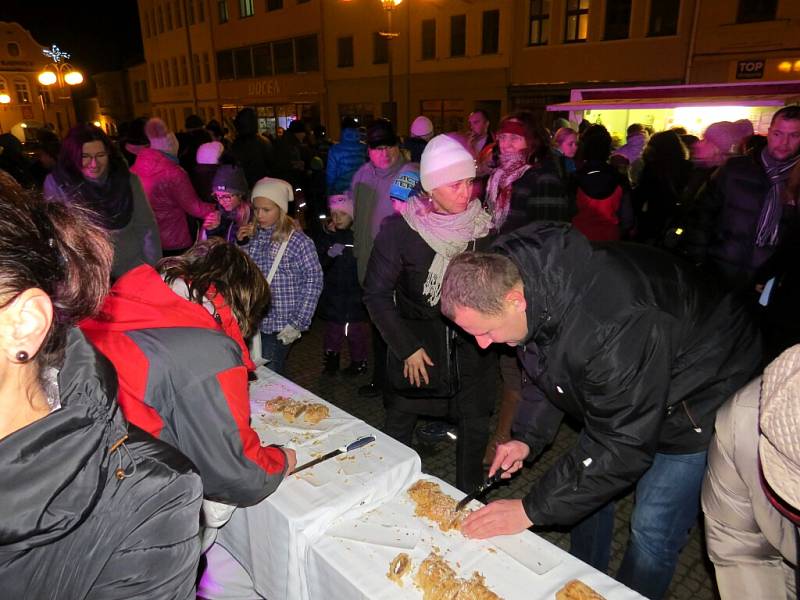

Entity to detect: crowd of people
[1,102,800,600]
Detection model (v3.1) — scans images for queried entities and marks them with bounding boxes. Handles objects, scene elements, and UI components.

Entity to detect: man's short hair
[441,252,522,319]
[771,105,800,126]
[626,123,645,137]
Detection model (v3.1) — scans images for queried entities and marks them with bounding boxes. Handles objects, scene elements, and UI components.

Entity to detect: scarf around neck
[401,198,492,306]
[486,151,531,230]
[756,148,800,247]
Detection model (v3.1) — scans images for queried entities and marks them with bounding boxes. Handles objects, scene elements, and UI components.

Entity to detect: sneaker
[357,382,382,398]
[416,421,457,444]
[343,360,368,377]
[323,351,340,375]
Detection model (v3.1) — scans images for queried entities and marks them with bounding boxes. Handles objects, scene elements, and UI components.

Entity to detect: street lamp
[379,0,402,123]
[0,94,10,104]
[37,44,83,127]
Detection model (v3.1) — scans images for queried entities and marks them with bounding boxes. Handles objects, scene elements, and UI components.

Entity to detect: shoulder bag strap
[266,231,293,285]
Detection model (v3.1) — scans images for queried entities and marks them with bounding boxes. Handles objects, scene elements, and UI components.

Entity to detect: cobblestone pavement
[284,319,718,600]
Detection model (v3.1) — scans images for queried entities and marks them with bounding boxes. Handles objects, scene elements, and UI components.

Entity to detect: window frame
[450,14,466,57]
[218,0,229,24]
[239,0,255,18]
[421,18,436,60]
[528,0,550,46]
[604,0,632,40]
[337,36,354,68]
[481,9,500,55]
[736,0,777,24]
[647,0,680,37]
[564,0,589,43]
[373,32,388,65]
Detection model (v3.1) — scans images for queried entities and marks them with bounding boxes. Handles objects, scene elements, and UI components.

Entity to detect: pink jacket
[131,148,214,250]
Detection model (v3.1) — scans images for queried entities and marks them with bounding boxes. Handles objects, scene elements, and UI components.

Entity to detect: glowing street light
[37,70,57,86]
[63,71,84,85]
[0,93,10,104]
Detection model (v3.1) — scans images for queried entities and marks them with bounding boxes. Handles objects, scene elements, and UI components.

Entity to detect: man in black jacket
[440,223,761,600]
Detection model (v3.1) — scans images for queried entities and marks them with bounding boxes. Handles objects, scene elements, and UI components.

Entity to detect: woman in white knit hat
[238,177,323,374]
[363,133,497,493]
[702,344,800,599]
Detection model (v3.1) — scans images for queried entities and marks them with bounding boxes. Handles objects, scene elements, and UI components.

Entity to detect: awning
[547,81,800,112]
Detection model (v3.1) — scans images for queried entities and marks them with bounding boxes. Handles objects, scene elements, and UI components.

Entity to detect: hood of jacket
[80,265,254,370]
[575,161,622,199]
[0,330,126,549]
[340,128,361,144]
[130,147,176,177]
[492,223,593,347]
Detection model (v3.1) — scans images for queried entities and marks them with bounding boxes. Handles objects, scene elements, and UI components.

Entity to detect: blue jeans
[261,332,292,375]
[569,450,708,600]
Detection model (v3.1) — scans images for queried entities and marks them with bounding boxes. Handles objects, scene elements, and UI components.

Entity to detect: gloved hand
[276,324,302,346]
[327,243,345,258]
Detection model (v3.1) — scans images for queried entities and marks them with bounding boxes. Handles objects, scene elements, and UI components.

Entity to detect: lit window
[565,0,589,43]
[14,78,31,104]
[528,0,550,46]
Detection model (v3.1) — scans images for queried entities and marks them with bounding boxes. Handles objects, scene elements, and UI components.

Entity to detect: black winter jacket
[684,154,799,286]
[0,330,203,599]
[317,227,368,324]
[495,223,761,527]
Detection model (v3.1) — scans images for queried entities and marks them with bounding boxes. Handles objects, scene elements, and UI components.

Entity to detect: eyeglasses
[81,152,109,165]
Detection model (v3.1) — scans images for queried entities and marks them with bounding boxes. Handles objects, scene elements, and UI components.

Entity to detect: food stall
[201,367,646,599]
[546,80,800,141]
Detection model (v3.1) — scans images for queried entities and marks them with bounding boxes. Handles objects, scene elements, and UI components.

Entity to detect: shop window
[273,39,294,74]
[450,15,466,57]
[252,44,271,76]
[267,0,283,10]
[605,0,631,40]
[337,36,354,68]
[295,35,319,72]
[528,0,550,46]
[421,99,465,133]
[737,0,777,23]
[564,0,589,43]
[234,47,253,79]
[648,0,679,36]
[217,50,235,79]
[239,0,255,18]
[197,0,205,22]
[203,53,212,82]
[481,10,500,54]
[218,0,229,23]
[14,78,31,104]
[373,32,388,65]
[421,19,436,60]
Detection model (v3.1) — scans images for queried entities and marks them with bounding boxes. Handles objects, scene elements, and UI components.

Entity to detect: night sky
[2,0,144,75]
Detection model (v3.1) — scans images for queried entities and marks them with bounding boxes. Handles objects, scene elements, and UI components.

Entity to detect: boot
[483,387,521,466]
[343,360,368,377]
[323,351,340,375]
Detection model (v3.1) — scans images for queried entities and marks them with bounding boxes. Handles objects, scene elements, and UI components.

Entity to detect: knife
[455,467,507,512]
[290,435,376,475]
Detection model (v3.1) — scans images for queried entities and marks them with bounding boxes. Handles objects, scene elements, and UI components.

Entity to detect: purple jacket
[131,148,214,250]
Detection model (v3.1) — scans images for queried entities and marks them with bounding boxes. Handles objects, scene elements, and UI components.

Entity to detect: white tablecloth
[307,476,646,600]
[210,367,422,600]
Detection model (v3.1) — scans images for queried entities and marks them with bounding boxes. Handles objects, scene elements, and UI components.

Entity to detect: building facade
[0,22,79,140]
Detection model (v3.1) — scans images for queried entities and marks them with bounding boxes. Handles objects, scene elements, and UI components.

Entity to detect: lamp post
[37,45,83,129]
[379,0,402,123]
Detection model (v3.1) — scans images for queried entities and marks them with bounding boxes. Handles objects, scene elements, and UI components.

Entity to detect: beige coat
[702,377,798,600]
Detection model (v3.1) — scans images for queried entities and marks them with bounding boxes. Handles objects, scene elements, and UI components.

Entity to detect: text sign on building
[248,80,281,97]
[736,59,765,80]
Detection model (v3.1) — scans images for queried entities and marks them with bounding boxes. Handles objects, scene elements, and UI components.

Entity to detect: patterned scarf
[486,151,531,230]
[755,148,800,247]
[401,198,492,306]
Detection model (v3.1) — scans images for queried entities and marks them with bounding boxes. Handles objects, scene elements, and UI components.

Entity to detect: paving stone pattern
[283,319,718,600]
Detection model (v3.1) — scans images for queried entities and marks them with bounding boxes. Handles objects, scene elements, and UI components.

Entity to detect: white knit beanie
[410,115,434,140]
[251,177,294,214]
[419,134,476,193]
[145,117,179,156]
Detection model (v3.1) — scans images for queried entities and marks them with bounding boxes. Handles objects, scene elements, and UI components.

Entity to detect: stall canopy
[547,80,800,139]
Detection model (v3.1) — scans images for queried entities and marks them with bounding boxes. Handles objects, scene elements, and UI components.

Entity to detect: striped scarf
[755,148,800,247]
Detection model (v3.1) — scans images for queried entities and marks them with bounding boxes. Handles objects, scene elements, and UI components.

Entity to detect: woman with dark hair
[633,130,692,244]
[81,238,296,510]
[571,124,634,241]
[0,172,203,599]
[485,111,570,236]
[44,123,162,279]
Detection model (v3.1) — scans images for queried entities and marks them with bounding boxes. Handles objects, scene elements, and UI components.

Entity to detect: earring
[15,350,29,363]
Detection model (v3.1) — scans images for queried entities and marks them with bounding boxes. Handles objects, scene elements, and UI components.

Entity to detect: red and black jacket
[81,265,287,506]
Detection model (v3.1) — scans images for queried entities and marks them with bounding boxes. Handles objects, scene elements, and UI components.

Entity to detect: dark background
[3,0,144,74]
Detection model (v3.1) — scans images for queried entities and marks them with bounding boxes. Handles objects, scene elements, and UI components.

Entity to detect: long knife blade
[291,435,376,475]
[455,467,507,512]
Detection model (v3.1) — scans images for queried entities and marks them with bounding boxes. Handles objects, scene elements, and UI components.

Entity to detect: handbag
[386,319,460,398]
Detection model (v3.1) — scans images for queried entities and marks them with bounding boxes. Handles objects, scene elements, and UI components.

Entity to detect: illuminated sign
[736,59,765,79]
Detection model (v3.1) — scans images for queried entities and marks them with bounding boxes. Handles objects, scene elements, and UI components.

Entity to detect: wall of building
[689,0,800,84]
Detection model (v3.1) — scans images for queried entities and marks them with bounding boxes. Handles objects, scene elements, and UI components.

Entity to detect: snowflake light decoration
[43,45,71,63]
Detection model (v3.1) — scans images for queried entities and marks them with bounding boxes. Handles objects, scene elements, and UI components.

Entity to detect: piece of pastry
[281,401,306,422]
[387,552,412,586]
[408,480,468,532]
[555,579,606,600]
[414,551,501,600]
[303,403,329,425]
[264,396,292,412]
